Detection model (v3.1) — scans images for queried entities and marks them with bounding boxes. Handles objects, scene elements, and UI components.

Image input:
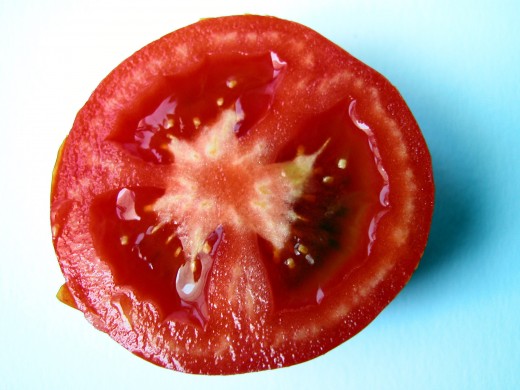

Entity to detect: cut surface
[51,15,434,375]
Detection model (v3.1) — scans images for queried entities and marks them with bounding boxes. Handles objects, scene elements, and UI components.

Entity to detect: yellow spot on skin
[120,235,129,245]
[337,158,347,169]
[322,176,334,184]
[284,258,296,269]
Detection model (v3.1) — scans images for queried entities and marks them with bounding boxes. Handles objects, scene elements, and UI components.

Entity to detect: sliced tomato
[51,15,434,374]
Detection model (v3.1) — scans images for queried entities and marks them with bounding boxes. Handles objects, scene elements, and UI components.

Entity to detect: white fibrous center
[153,108,324,260]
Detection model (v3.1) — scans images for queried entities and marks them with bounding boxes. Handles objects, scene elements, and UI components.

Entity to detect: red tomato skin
[51,15,434,374]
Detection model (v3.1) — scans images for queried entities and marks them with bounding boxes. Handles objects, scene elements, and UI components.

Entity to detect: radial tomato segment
[110,52,284,164]
[261,102,388,309]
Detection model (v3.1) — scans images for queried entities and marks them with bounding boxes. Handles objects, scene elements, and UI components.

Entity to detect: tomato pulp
[51,15,434,374]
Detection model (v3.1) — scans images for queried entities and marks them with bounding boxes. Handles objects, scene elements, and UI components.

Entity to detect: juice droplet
[116,188,141,221]
[316,287,325,304]
[349,100,390,206]
[173,225,224,328]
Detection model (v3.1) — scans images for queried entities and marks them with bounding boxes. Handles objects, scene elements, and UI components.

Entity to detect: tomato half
[51,15,434,374]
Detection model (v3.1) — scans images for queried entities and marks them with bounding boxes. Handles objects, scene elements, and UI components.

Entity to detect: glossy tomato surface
[51,15,434,375]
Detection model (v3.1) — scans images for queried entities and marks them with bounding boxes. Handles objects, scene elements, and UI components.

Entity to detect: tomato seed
[174,246,182,257]
[202,241,212,254]
[190,259,198,273]
[166,233,177,245]
[296,243,309,255]
[149,223,163,235]
[284,258,296,269]
[164,118,175,130]
[337,158,347,169]
[226,78,237,88]
[322,176,334,184]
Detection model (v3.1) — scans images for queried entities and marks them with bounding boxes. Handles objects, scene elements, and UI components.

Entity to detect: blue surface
[1,0,519,389]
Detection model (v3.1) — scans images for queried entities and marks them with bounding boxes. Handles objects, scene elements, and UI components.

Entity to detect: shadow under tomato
[402,92,491,292]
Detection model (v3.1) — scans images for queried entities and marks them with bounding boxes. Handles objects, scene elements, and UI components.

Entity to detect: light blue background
[1,1,519,389]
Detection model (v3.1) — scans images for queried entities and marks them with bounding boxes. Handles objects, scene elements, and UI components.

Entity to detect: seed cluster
[278,154,349,277]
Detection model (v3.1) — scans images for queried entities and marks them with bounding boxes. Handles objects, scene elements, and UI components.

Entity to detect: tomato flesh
[51,15,434,375]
